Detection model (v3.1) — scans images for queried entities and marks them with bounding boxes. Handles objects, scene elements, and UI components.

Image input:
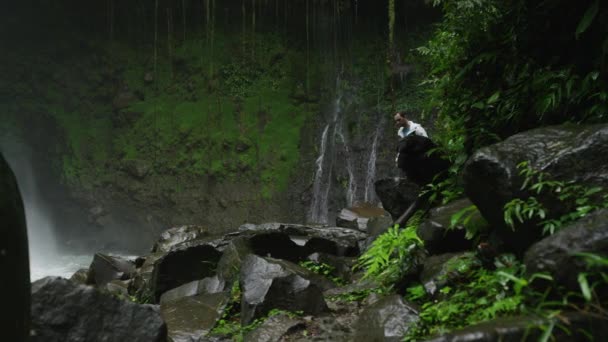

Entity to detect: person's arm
[414,124,428,138]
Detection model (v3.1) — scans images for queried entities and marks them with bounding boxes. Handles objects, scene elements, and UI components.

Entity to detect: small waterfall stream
[308,77,384,224]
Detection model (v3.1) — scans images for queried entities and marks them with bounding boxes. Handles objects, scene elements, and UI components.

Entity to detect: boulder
[152,225,211,253]
[374,178,421,220]
[238,222,365,261]
[397,135,451,186]
[0,153,29,340]
[420,252,480,296]
[243,313,304,342]
[335,204,391,233]
[69,268,88,285]
[150,242,223,301]
[354,295,419,342]
[30,277,166,342]
[160,275,225,304]
[417,198,481,255]
[160,291,230,342]
[240,254,334,325]
[463,124,608,253]
[524,209,608,291]
[86,253,136,286]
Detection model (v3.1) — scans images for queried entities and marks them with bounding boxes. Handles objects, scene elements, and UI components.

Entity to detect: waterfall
[336,123,356,207]
[309,124,330,223]
[364,116,384,203]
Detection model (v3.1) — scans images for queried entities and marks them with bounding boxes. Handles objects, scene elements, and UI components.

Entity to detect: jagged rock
[30,277,166,342]
[463,124,608,253]
[240,254,334,325]
[524,209,608,291]
[86,253,136,286]
[152,225,211,253]
[397,135,451,186]
[216,237,253,285]
[69,268,88,285]
[354,295,419,342]
[150,242,223,301]
[160,275,225,304]
[424,313,608,342]
[122,159,151,180]
[374,178,421,220]
[306,252,356,282]
[238,222,365,261]
[0,153,29,340]
[105,279,130,299]
[417,198,481,255]
[420,252,480,296]
[244,313,304,342]
[336,204,391,233]
[161,291,230,342]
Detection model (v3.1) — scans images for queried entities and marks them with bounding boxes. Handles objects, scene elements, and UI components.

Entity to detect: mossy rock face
[0,153,29,340]
[463,124,608,254]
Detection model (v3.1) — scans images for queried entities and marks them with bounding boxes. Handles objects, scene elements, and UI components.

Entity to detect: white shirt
[398,121,428,138]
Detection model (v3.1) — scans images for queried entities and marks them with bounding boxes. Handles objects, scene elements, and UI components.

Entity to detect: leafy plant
[503,161,607,235]
[355,223,424,286]
[299,261,347,286]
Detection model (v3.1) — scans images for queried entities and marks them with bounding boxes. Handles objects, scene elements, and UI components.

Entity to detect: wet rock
[0,153,29,340]
[354,295,419,342]
[524,209,608,291]
[152,225,211,253]
[244,313,304,342]
[31,277,166,342]
[420,252,480,296]
[463,124,608,253]
[306,252,356,282]
[69,268,88,285]
[397,135,451,186]
[374,178,421,220]
[336,204,391,233]
[105,279,130,299]
[86,253,136,287]
[216,237,254,285]
[240,254,334,325]
[238,222,365,261]
[150,242,223,301]
[161,291,230,342]
[417,198,481,255]
[160,275,225,304]
[122,159,151,180]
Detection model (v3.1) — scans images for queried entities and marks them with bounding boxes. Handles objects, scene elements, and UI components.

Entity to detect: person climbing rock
[392,111,450,225]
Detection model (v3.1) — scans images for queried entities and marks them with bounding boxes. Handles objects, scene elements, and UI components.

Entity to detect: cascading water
[1,141,92,280]
[364,116,385,203]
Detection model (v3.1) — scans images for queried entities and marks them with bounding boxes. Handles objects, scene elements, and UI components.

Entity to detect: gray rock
[240,254,334,325]
[161,291,230,342]
[417,198,480,255]
[354,295,419,342]
[69,268,88,285]
[524,209,608,291]
[306,252,356,282]
[243,313,304,342]
[374,178,421,220]
[420,252,479,296]
[463,124,608,253]
[30,277,166,342]
[336,205,391,232]
[160,275,225,304]
[87,253,136,286]
[0,153,29,340]
[153,225,211,253]
[150,242,223,301]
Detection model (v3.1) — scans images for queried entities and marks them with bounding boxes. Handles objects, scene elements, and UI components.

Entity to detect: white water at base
[30,255,93,281]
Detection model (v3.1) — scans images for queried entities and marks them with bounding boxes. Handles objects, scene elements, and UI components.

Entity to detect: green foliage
[419,0,608,154]
[449,204,488,240]
[326,287,387,303]
[404,256,546,341]
[299,261,347,286]
[355,222,424,286]
[503,161,608,235]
